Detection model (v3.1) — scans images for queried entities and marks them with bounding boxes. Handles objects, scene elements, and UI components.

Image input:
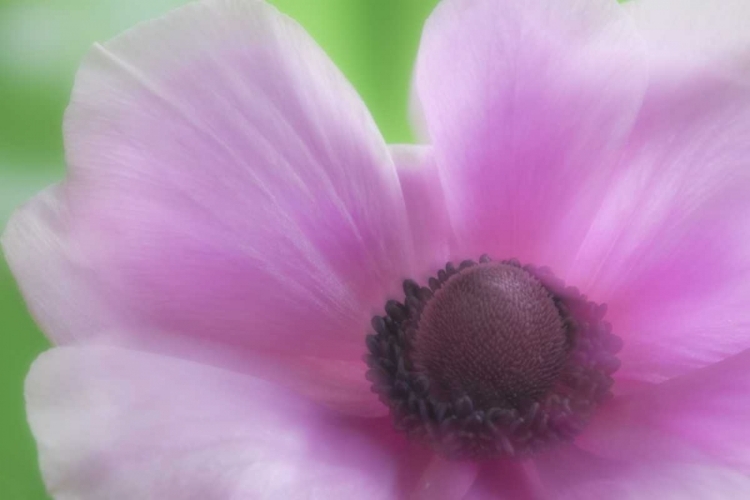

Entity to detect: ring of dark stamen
[364,256,622,460]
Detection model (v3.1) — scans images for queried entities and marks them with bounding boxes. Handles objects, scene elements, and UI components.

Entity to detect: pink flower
[4,0,750,497]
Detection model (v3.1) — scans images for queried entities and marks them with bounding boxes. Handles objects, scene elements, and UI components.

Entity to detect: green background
[0,0,438,497]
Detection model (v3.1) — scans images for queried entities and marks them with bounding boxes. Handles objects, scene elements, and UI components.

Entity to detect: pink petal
[5,184,387,416]
[410,456,478,500]
[414,0,648,271]
[579,348,750,474]
[2,186,115,344]
[64,0,414,357]
[560,464,750,500]
[471,446,636,499]
[464,460,545,500]
[26,346,402,500]
[390,145,453,273]
[3,0,429,413]
[626,0,750,81]
[533,445,628,497]
[570,72,750,383]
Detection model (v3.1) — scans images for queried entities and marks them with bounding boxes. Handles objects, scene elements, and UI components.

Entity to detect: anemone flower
[4,0,750,498]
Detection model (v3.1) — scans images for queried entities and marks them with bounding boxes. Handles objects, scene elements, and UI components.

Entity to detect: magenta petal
[410,456,478,500]
[533,445,627,497]
[464,460,545,500]
[580,348,750,474]
[1,0,430,411]
[571,73,750,383]
[26,346,401,499]
[414,0,648,272]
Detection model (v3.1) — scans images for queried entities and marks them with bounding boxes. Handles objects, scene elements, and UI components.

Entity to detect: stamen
[364,256,622,460]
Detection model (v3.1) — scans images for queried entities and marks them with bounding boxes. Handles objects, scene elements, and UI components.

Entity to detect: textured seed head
[414,263,571,409]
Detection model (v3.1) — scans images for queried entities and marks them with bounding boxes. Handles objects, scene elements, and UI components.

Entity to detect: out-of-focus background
[0,0,438,497]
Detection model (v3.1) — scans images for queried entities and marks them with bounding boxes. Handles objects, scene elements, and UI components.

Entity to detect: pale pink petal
[560,464,750,500]
[4,185,387,417]
[410,456,478,500]
[414,0,648,271]
[626,0,750,82]
[26,346,402,499]
[64,0,415,357]
[390,145,453,273]
[570,72,750,383]
[579,348,750,474]
[3,185,114,344]
[2,0,425,412]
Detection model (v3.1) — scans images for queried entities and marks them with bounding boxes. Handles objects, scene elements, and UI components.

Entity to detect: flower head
[4,0,750,498]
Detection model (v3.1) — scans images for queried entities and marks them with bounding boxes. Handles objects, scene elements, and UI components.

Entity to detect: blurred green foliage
[0,0,437,497]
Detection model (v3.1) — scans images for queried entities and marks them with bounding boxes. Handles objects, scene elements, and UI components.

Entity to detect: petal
[560,464,750,500]
[533,445,628,497]
[64,0,414,357]
[3,0,424,411]
[571,72,750,383]
[626,0,750,82]
[410,456,478,500]
[472,446,655,499]
[464,460,545,500]
[4,185,387,417]
[2,185,114,345]
[579,348,750,474]
[390,144,452,272]
[26,346,401,500]
[414,0,648,271]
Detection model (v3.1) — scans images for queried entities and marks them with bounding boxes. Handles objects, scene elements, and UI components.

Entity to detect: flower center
[414,262,570,410]
[364,256,622,460]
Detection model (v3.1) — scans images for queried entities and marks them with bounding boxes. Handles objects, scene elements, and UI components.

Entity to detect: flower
[4,0,750,497]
